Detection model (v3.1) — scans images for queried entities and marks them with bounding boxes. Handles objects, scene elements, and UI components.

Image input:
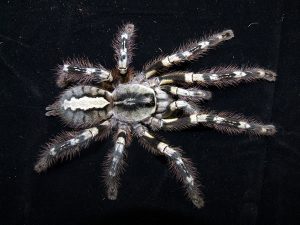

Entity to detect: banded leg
[34,122,111,173]
[113,23,136,74]
[134,124,204,208]
[144,100,200,129]
[144,30,234,78]
[161,85,212,101]
[157,67,276,87]
[159,112,276,135]
[145,94,203,128]
[104,124,131,200]
[163,100,199,119]
[56,58,113,88]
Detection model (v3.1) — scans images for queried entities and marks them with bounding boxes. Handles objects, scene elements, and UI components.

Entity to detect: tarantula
[35,23,276,208]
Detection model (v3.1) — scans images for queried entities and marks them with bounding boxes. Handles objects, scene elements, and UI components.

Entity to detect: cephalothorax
[35,23,276,208]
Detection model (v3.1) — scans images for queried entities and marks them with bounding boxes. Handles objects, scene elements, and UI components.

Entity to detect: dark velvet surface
[0,0,299,224]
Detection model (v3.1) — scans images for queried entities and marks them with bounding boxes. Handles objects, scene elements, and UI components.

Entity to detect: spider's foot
[34,154,53,173]
[256,69,277,82]
[254,124,276,135]
[218,29,234,41]
[187,185,205,208]
[202,90,212,100]
[34,162,45,173]
[191,195,205,208]
[107,185,118,200]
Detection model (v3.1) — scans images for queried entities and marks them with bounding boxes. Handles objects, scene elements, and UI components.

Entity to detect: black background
[0,0,299,224]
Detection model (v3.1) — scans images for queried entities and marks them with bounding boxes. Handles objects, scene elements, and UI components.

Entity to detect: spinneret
[35,23,276,208]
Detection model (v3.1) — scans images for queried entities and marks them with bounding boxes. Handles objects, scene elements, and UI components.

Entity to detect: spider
[34,23,277,208]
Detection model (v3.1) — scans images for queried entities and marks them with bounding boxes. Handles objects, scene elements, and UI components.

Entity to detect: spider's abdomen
[112,84,156,122]
[58,86,112,127]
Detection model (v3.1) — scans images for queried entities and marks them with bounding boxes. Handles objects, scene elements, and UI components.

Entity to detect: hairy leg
[34,121,111,172]
[144,100,198,129]
[161,85,212,101]
[144,30,234,78]
[157,112,276,135]
[156,67,276,87]
[103,123,131,200]
[56,58,113,88]
[134,124,204,208]
[113,23,136,75]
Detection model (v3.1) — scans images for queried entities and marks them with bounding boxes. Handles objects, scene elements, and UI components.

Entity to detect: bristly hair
[102,146,128,200]
[137,131,204,208]
[198,66,277,88]
[112,22,136,68]
[34,127,111,173]
[56,58,107,88]
[102,126,132,200]
[199,111,277,136]
[34,131,82,173]
[144,29,234,73]
[143,55,166,72]
[175,29,234,60]
[168,152,204,208]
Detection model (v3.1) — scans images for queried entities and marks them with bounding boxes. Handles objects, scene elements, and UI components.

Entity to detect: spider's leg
[156,67,276,87]
[103,124,131,200]
[161,85,212,101]
[56,58,113,88]
[157,112,276,135]
[134,124,204,208]
[144,101,198,129]
[34,121,111,172]
[144,30,234,78]
[113,23,136,75]
[164,100,199,115]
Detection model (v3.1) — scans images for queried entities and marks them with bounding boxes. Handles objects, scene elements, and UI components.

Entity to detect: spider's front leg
[144,30,234,78]
[56,58,113,88]
[34,121,111,173]
[157,67,276,87]
[103,123,131,200]
[134,124,204,208]
[113,23,136,75]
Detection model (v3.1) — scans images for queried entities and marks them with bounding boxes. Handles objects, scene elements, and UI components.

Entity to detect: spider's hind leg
[34,121,111,173]
[103,123,132,200]
[134,124,204,208]
[56,58,113,88]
